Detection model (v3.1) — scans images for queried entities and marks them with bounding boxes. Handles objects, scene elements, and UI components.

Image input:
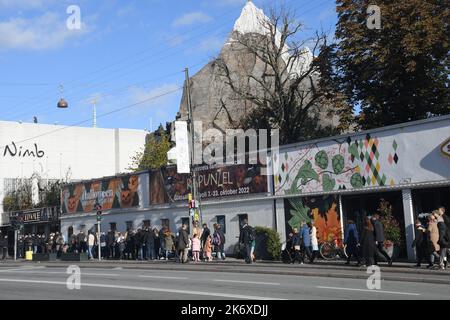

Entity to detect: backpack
[213,232,221,246]
[247,226,256,242]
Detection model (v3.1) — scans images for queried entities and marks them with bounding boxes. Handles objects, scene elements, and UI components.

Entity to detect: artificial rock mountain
[177,1,338,138]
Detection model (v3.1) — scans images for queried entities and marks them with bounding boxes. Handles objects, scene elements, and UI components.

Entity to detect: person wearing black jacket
[436,210,449,269]
[106,230,115,259]
[412,220,428,267]
[439,206,450,268]
[217,224,226,260]
[371,214,393,266]
[135,229,143,260]
[145,227,156,260]
[239,219,255,264]
[176,224,189,263]
[0,232,7,260]
[291,228,302,264]
[361,217,376,267]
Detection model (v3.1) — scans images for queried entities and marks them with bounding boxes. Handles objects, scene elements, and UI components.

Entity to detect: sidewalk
[1,257,449,285]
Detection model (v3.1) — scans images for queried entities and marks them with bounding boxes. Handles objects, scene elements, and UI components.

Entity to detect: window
[238,214,248,230]
[126,221,133,231]
[110,222,117,232]
[161,219,170,229]
[216,215,226,234]
[181,217,190,234]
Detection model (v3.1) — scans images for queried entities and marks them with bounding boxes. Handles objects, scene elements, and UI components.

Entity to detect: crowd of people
[342,206,449,269]
[1,207,448,270]
[40,221,228,263]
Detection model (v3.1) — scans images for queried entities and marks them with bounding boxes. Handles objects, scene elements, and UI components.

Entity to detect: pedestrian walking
[212,224,222,260]
[87,231,95,260]
[239,219,255,264]
[203,235,212,262]
[371,214,393,266]
[217,224,226,260]
[192,233,200,262]
[344,220,361,266]
[308,222,319,263]
[427,213,440,269]
[412,220,428,267]
[117,232,126,260]
[360,217,376,267]
[176,224,189,263]
[291,228,302,264]
[300,222,312,263]
[0,232,7,260]
[200,223,211,261]
[436,210,449,269]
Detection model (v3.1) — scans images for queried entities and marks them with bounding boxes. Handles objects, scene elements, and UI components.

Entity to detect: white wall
[0,121,146,213]
[60,198,275,254]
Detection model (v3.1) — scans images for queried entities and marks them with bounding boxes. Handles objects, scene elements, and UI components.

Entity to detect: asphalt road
[0,265,448,300]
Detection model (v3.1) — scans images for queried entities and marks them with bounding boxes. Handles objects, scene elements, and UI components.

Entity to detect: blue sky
[0,0,337,132]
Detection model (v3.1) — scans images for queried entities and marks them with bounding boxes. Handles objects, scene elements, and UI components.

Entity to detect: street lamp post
[184,68,202,235]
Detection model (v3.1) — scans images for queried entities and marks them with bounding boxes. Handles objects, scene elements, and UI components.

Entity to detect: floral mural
[275,133,400,195]
[284,195,342,243]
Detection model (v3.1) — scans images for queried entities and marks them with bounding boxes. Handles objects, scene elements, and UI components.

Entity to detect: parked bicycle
[319,238,348,260]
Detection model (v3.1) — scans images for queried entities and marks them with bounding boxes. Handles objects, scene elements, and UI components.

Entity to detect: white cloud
[197,35,224,53]
[210,0,246,7]
[172,11,212,27]
[127,83,180,113]
[0,0,54,9]
[0,12,89,50]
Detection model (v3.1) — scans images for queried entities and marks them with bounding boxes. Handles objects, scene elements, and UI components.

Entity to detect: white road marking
[0,270,119,277]
[317,286,421,296]
[139,275,188,280]
[0,278,284,300]
[214,279,280,286]
[0,266,45,272]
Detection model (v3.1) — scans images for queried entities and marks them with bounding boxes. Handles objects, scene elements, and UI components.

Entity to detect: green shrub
[377,198,402,245]
[254,226,282,260]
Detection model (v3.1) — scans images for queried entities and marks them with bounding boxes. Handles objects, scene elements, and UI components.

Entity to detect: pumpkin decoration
[121,189,134,208]
[128,175,139,192]
[68,196,78,213]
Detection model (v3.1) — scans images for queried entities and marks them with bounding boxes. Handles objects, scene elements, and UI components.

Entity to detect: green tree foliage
[334,0,449,129]
[129,125,171,171]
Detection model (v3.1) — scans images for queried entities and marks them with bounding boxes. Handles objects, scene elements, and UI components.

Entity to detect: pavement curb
[1,261,449,285]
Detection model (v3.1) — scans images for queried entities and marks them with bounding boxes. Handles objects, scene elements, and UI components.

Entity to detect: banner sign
[150,164,268,205]
[61,174,140,214]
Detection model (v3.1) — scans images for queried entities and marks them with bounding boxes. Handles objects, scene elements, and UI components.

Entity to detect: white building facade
[0,120,147,224]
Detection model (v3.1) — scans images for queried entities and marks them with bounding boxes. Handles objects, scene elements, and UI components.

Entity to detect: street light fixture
[57,84,68,108]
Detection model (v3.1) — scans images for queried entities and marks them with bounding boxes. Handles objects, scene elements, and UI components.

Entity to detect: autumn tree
[334,0,449,129]
[216,7,353,145]
[128,124,171,171]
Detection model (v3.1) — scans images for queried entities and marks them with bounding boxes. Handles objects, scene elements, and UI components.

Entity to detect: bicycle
[319,238,348,260]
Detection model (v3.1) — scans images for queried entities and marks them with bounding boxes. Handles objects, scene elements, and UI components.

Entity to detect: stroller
[281,238,295,264]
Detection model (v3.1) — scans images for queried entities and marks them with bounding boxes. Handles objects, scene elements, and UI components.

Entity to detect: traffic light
[95,205,102,221]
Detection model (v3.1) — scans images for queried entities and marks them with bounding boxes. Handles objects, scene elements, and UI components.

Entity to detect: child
[204,235,212,262]
[191,234,200,262]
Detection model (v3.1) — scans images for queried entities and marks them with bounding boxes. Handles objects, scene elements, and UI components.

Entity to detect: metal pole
[185,68,200,236]
[98,222,101,261]
[14,229,17,261]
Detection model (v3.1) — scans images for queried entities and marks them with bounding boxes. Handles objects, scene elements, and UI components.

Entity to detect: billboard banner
[61,174,140,214]
[150,164,268,205]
